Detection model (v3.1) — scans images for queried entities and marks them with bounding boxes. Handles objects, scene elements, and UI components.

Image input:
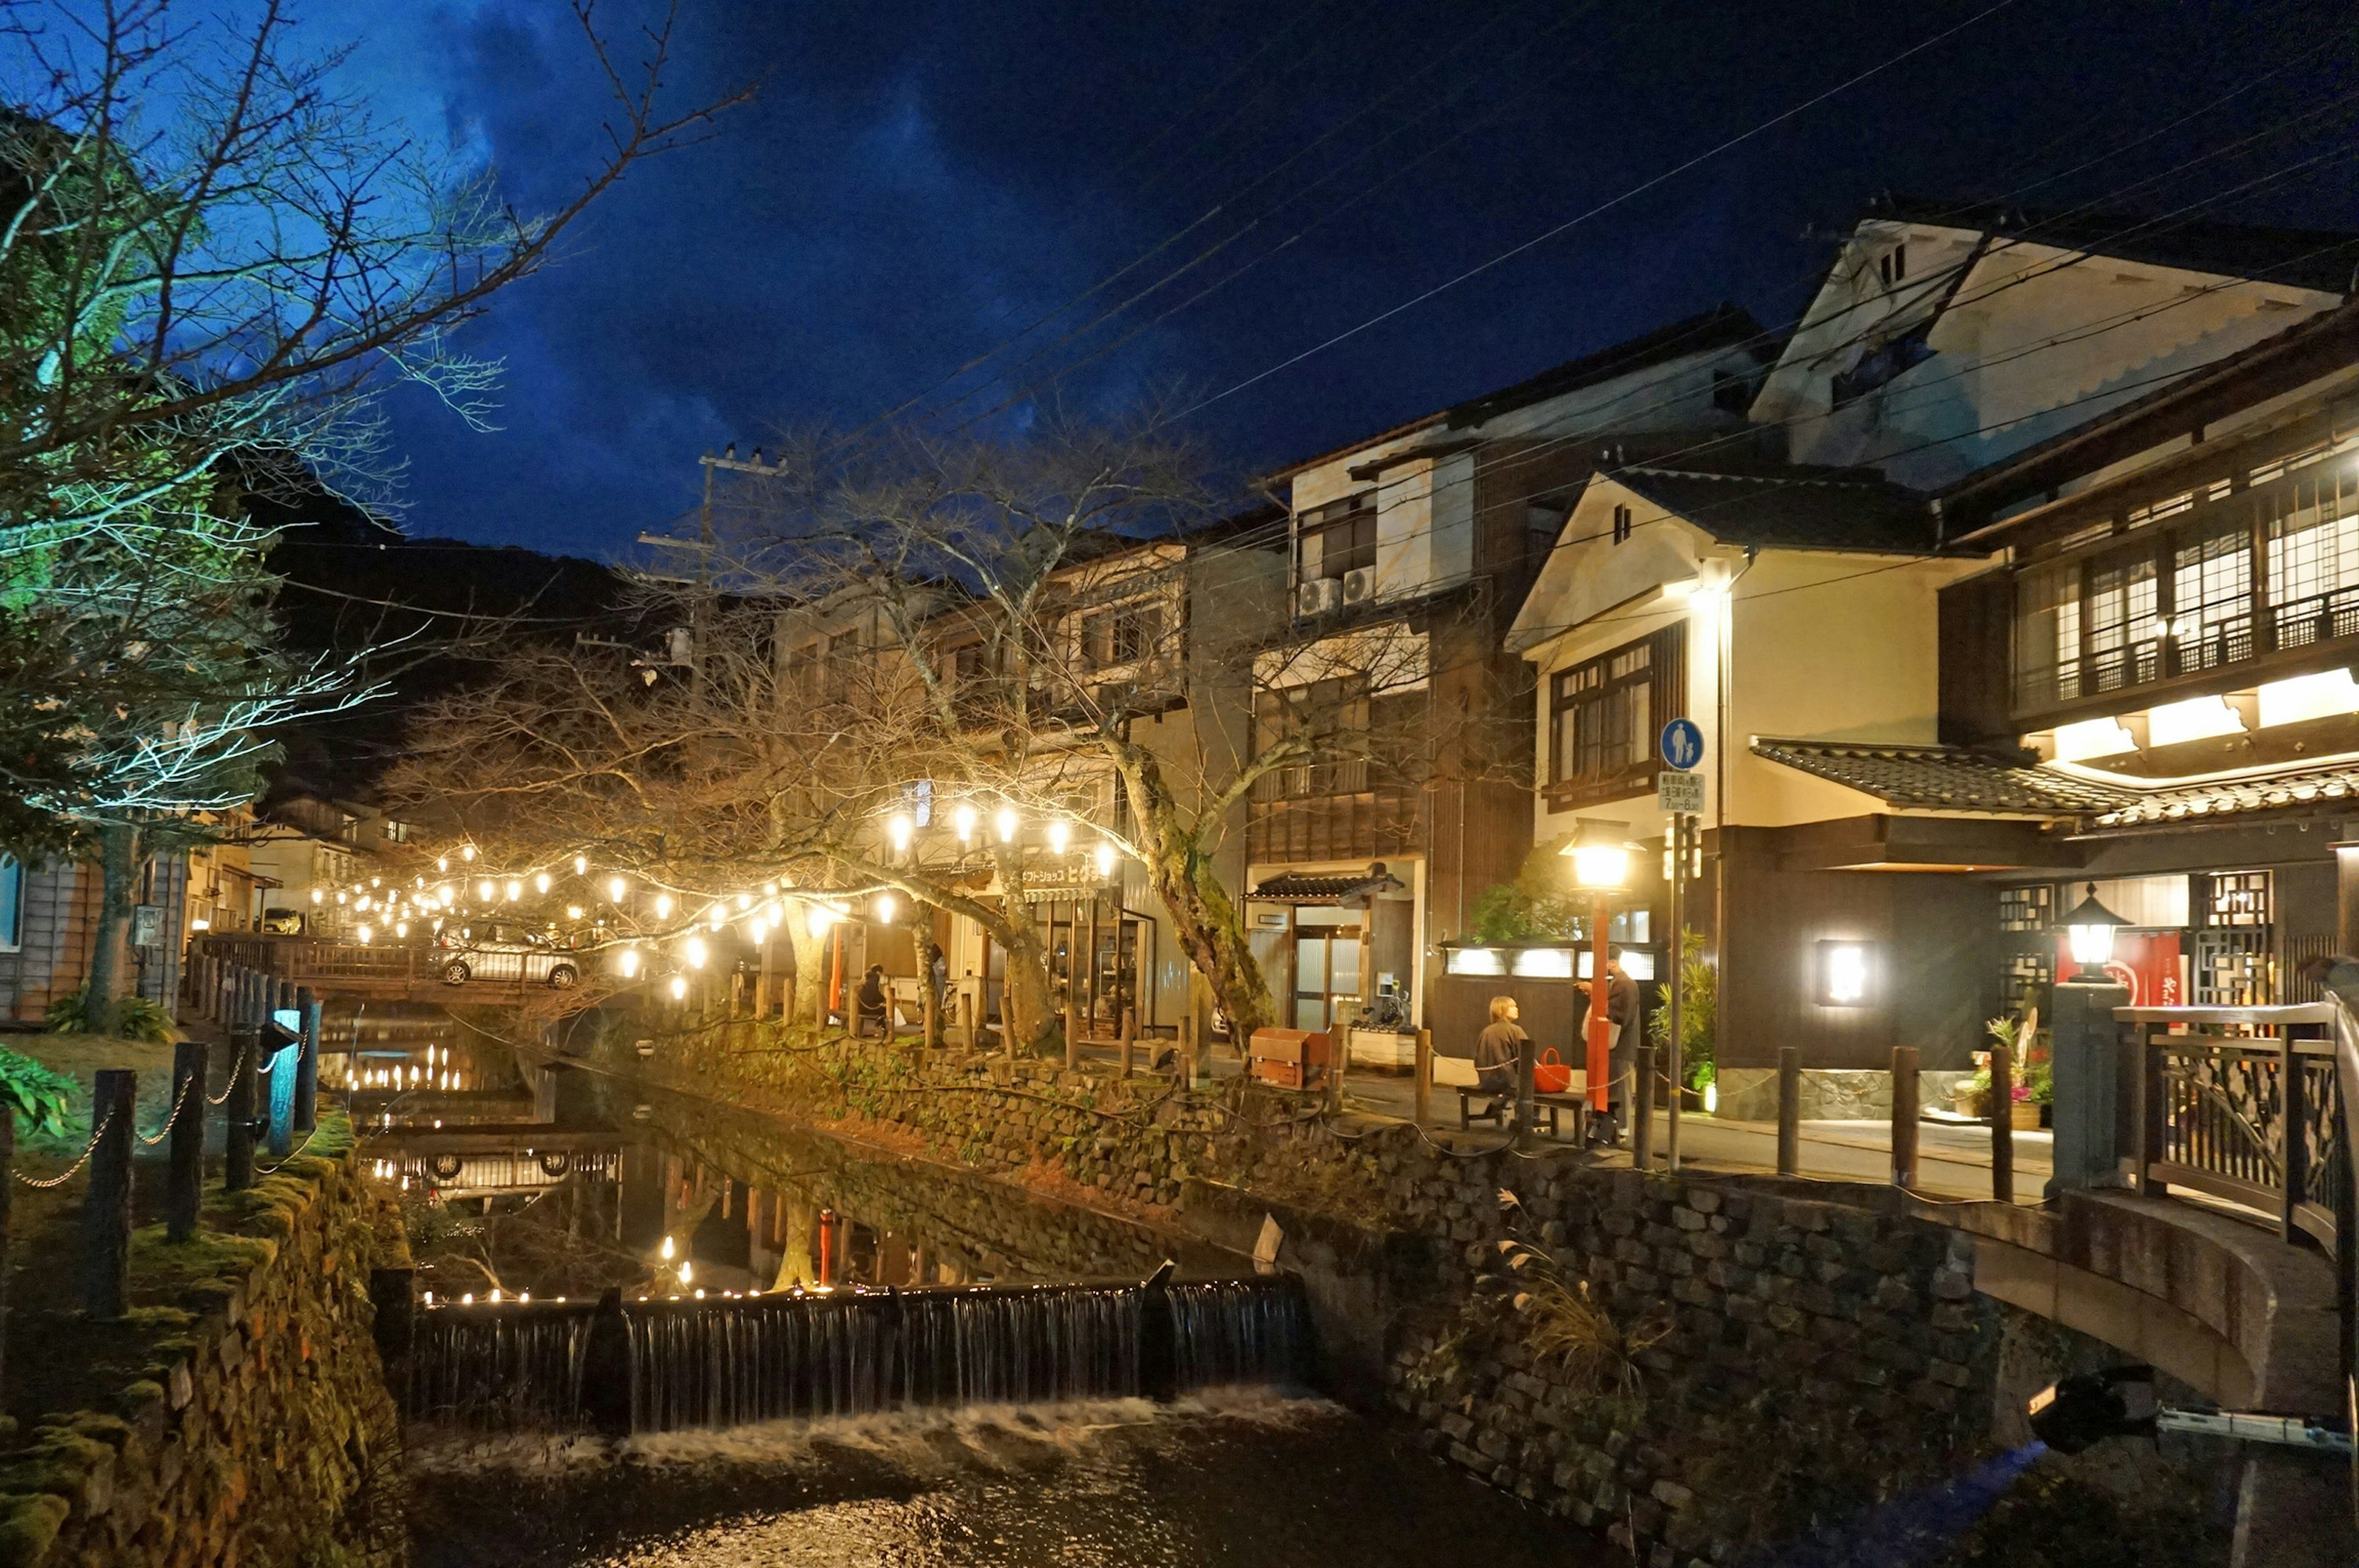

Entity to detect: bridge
[185,932,585,1007]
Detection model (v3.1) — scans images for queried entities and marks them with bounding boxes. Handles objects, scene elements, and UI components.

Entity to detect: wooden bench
[1457,1087,1589,1141]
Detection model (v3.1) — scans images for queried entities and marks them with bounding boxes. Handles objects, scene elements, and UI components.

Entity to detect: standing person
[1581,950,1642,1144]
[926,943,949,1009]
[1473,995,1528,1122]
[856,964,890,1037]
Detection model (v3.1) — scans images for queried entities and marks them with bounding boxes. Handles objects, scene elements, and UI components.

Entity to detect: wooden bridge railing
[185,932,429,993]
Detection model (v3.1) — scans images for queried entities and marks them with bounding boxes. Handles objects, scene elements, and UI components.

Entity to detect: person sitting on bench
[1474,994,1527,1119]
[856,964,890,1037]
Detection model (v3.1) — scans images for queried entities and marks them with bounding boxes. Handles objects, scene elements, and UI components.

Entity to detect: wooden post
[1119,1007,1136,1077]
[1513,1031,1536,1147]
[1065,989,1081,1071]
[1180,1012,1197,1086]
[1414,1027,1432,1127]
[921,973,941,1059]
[757,933,775,1019]
[1776,1046,1801,1176]
[1632,1043,1656,1167]
[295,986,319,1134]
[959,987,975,1053]
[2279,1029,2306,1243]
[1890,1045,1920,1190]
[1990,1040,2016,1204]
[83,1069,135,1319]
[225,1025,257,1192]
[2136,1021,2164,1198]
[0,1107,13,1400]
[168,1041,208,1242]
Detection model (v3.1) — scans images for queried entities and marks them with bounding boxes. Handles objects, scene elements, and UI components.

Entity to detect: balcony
[2014,585,2359,718]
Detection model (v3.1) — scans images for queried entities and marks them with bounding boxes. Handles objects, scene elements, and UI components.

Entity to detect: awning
[1751,736,2359,830]
[1251,865,1406,905]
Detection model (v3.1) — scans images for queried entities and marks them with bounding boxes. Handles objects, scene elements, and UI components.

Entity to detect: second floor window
[1548,623,1686,810]
[1080,601,1163,668]
[1300,494,1377,583]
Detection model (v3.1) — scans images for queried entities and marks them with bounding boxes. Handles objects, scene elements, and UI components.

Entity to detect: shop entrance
[1291,907,1363,1031]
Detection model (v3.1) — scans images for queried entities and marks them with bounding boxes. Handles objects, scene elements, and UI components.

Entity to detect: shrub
[0,1047,76,1137]
[44,990,176,1043]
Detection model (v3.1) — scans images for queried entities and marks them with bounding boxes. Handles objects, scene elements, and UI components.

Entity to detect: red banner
[2055,930,2181,1006]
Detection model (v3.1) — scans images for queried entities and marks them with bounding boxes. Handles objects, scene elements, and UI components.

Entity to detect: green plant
[1648,927,1716,1090]
[0,1047,75,1137]
[44,990,175,1043]
[1981,1013,2052,1104]
[1490,1189,1665,1408]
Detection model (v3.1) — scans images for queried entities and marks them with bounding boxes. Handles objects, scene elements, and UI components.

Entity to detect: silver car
[435,922,581,988]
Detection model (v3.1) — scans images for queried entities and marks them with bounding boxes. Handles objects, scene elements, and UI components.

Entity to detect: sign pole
[1656,716,1707,1172]
[1666,813,1684,1171]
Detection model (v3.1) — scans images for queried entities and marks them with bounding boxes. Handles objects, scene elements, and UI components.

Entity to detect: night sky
[293,0,2356,558]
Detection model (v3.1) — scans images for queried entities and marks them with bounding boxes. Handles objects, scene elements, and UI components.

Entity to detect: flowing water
[358,1016,1601,1565]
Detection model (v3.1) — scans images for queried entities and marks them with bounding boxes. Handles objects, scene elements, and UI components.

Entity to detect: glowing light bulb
[461,1293,474,1305]
[807,903,835,940]
[669,975,687,1000]
[995,807,1018,843]
[357,926,373,944]
[660,1236,675,1260]
[534,872,550,894]
[609,876,627,902]
[1047,819,1071,856]
[566,905,584,920]
[461,845,476,862]
[684,935,708,969]
[680,1262,694,1284]
[505,880,522,902]
[708,905,726,932]
[748,919,767,945]
[654,894,674,919]
[888,813,913,854]
[735,892,751,911]
[953,803,977,843]
[335,891,348,905]
[764,881,780,897]
[877,894,897,923]
[310,888,324,904]
[574,855,589,876]
[436,856,448,873]
[488,1288,501,1303]
[619,947,641,977]
[396,922,409,938]
[477,880,493,901]
[1094,843,1116,879]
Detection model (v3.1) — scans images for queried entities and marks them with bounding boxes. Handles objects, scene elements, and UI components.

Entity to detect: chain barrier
[138,1071,198,1147]
[12,1106,120,1188]
[206,1040,250,1106]
[252,1125,323,1177]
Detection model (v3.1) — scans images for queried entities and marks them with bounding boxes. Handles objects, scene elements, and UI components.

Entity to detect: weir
[404,1274,1312,1432]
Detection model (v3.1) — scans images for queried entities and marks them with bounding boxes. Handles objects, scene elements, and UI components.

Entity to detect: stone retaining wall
[0,1118,406,1568]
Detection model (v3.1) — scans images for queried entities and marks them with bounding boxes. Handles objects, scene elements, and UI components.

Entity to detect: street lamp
[1561,819,1638,1123]
[2062,883,2131,983]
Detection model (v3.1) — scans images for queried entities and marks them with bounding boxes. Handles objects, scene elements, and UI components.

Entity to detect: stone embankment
[0,1116,407,1568]
[633,1032,2228,1567]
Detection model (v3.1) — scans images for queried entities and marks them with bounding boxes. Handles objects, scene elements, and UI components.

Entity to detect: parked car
[434,922,580,988]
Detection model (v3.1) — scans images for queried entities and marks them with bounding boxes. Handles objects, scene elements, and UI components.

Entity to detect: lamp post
[1563,820,1637,1128]
[2062,883,2130,982]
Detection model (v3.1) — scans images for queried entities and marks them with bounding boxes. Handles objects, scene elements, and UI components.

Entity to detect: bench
[1457,1087,1589,1141]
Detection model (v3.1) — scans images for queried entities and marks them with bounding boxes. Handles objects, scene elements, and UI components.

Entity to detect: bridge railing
[2118,1004,2345,1254]
[186,932,428,992]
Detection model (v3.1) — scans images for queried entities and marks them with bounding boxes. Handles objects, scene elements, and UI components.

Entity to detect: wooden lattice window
[1546,623,1686,811]
[1997,884,2052,934]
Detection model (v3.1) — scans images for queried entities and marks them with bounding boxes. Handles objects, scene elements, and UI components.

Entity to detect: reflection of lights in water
[679,1260,693,1284]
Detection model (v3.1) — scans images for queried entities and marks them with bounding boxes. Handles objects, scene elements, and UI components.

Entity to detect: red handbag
[1533,1048,1573,1095]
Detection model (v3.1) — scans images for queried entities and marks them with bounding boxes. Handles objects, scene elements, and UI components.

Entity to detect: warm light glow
[335,891,348,905]
[370,876,381,889]
[748,919,767,945]
[534,872,552,894]
[310,887,324,904]
[2146,694,2245,748]
[608,876,627,901]
[1821,942,1869,1005]
[1094,842,1116,879]
[995,806,1018,843]
[679,1261,694,1285]
[888,813,913,854]
[566,905,584,920]
[2068,922,2113,968]
[2258,668,2359,728]
[438,886,455,907]
[2051,716,2138,763]
[660,1235,675,1260]
[1047,819,1071,855]
[396,922,409,938]
[356,926,372,944]
[1703,1080,1718,1114]
[953,803,977,843]
[461,845,476,862]
[807,902,840,940]
[684,935,708,969]
[669,975,688,999]
[489,1288,502,1303]
[618,948,641,977]
[574,855,589,876]
[1569,844,1631,891]
[505,880,522,902]
[190,916,211,930]
[654,893,674,919]
[436,856,449,873]
[477,880,494,901]
[877,894,897,923]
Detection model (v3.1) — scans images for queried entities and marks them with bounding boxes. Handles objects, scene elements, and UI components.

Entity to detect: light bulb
[685,936,708,969]
[505,880,522,902]
[310,888,323,904]
[669,975,687,1000]
[566,905,584,920]
[660,1235,675,1260]
[1047,819,1071,855]
[679,1262,693,1285]
[1094,843,1116,878]
[996,807,1018,843]
[371,876,381,889]
[655,894,674,919]
[953,803,977,843]
[574,856,589,876]
[888,813,913,853]
[735,892,751,910]
[619,948,641,977]
[477,880,493,901]
[436,856,448,873]
[357,926,372,944]
[748,919,767,945]
[461,845,476,862]
[709,905,725,932]
[396,922,409,938]
[877,894,896,923]
[608,876,627,901]
[807,903,835,940]
[534,872,551,894]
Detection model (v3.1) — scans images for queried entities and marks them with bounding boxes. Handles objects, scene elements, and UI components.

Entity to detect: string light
[669,975,687,999]
[566,905,584,919]
[654,894,674,919]
[617,948,641,977]
[461,846,476,862]
[574,855,589,876]
[477,880,493,901]
[1095,842,1116,879]
[953,803,977,843]
[888,813,913,854]
[684,936,708,969]
[534,872,551,894]
[357,926,373,944]
[436,856,448,873]
[995,806,1018,843]
[505,880,522,902]
[608,876,627,901]
[734,892,751,910]
[1047,819,1071,855]
[877,894,897,923]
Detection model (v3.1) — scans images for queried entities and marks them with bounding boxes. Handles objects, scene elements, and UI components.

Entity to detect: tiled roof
[1615,466,1942,554]
[1750,740,2130,814]
[1753,738,2359,829]
[1869,196,2359,297]
[1251,870,1404,902]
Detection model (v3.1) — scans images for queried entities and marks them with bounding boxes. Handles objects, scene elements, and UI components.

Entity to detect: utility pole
[639,445,792,688]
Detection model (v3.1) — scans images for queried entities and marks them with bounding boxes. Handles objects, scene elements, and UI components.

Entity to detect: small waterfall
[405,1276,1309,1432]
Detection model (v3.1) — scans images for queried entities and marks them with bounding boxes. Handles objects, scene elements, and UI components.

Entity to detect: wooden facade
[0,852,189,1025]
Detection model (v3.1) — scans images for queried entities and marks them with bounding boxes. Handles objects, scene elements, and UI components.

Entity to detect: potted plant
[1956,1051,1992,1119]
[1648,928,1716,1111]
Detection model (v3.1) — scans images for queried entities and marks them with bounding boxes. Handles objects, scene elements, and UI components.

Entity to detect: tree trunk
[1147,840,1276,1046]
[82,821,145,1037]
[997,918,1057,1055]
[784,916,827,1026]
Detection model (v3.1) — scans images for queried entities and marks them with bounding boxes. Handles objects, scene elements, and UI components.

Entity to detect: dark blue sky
[302,0,2357,558]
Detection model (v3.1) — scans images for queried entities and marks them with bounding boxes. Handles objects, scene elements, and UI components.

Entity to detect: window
[1879,243,1907,287]
[1611,504,1633,545]
[1081,601,1163,668]
[381,820,413,844]
[1831,326,1935,406]
[1547,623,1685,809]
[1299,494,1377,583]
[0,856,18,951]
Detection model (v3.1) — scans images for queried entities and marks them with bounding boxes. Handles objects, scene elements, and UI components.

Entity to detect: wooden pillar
[1632,1043,1656,1167]
[758,934,775,1019]
[0,1107,14,1400]
[225,1026,258,1192]
[1065,989,1081,1071]
[1414,1027,1432,1127]
[168,1041,208,1242]
[1119,1007,1136,1077]
[1990,1040,2016,1204]
[1775,1046,1801,1176]
[82,1069,135,1319]
[1889,1045,1920,1190]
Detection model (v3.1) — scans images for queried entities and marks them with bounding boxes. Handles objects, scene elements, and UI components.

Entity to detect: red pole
[828,924,845,1023]
[1588,891,1611,1113]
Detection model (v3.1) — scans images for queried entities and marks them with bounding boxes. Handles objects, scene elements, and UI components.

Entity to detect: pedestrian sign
[1656,770,1705,815]
[1659,717,1705,770]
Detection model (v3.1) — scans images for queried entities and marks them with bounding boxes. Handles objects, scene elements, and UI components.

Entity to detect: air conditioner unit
[1296,577,1342,617]
[1341,566,1378,606]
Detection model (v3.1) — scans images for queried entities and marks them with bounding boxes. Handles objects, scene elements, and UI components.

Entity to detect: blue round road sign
[1659,717,1705,770]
